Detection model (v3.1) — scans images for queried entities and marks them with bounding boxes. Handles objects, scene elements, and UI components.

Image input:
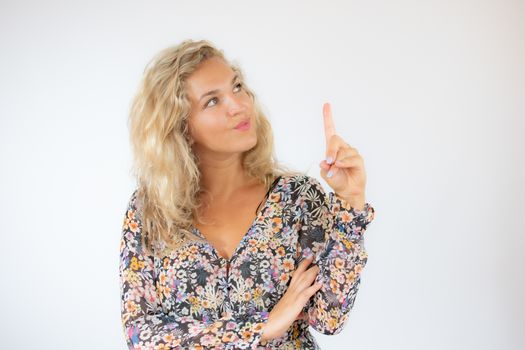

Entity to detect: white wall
[1,0,523,349]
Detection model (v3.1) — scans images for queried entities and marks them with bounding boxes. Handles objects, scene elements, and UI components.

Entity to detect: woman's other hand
[260,256,322,342]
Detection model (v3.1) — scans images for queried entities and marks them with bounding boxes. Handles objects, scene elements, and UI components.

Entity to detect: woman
[119,39,375,349]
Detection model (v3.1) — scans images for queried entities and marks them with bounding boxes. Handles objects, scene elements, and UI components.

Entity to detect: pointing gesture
[319,102,367,211]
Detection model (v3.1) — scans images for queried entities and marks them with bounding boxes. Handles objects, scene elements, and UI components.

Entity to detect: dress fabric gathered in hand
[119,174,375,349]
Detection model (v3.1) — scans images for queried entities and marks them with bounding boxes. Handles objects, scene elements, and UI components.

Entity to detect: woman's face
[186,56,257,159]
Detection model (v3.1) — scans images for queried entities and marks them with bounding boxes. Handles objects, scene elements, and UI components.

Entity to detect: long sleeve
[297,177,375,335]
[119,190,269,349]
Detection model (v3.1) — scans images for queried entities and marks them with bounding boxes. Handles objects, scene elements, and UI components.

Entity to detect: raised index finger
[323,102,336,144]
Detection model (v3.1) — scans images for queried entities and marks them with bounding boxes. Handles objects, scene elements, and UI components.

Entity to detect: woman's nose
[226,94,246,116]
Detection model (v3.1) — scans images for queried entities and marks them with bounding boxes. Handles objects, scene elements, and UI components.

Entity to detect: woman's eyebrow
[199,74,239,102]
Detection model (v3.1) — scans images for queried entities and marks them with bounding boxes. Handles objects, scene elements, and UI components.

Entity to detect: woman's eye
[205,97,218,108]
[204,83,243,108]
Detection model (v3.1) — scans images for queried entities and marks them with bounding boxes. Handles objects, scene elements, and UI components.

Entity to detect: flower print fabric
[119,174,375,349]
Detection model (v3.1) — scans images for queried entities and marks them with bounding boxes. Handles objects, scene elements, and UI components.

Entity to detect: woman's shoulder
[125,188,144,222]
[279,173,314,184]
[279,174,326,196]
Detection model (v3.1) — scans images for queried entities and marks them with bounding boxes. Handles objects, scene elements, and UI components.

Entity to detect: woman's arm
[119,191,269,349]
[296,176,375,335]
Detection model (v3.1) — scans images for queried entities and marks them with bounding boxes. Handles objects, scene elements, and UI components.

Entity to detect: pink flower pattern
[120,175,375,349]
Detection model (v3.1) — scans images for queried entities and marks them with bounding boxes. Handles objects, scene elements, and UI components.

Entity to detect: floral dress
[119,174,376,349]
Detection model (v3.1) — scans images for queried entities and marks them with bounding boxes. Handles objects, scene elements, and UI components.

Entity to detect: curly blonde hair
[127,39,303,257]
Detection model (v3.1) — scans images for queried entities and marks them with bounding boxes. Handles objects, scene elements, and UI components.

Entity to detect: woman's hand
[260,256,322,342]
[319,102,367,210]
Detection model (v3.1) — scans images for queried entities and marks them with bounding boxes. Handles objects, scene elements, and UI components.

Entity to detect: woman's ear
[183,119,195,146]
[185,134,195,146]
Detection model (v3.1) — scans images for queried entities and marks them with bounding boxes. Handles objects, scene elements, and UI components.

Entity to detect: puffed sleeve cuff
[328,192,376,238]
[240,311,270,349]
[249,310,270,333]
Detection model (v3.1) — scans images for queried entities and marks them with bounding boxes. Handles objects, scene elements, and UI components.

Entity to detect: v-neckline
[192,176,282,263]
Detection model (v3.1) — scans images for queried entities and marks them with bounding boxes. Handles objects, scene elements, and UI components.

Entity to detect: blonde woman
[119,39,376,349]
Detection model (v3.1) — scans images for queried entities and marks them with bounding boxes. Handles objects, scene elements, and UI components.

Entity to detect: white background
[1,0,524,349]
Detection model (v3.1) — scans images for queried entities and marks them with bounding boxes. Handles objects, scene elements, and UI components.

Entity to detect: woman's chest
[193,182,270,260]
[194,205,259,261]
[155,207,303,318]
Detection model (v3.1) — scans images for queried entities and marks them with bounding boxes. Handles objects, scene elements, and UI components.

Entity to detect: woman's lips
[234,120,250,131]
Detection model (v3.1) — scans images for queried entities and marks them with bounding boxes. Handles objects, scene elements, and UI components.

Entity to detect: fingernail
[327,170,333,178]
[326,156,333,164]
